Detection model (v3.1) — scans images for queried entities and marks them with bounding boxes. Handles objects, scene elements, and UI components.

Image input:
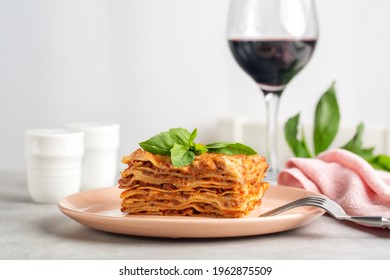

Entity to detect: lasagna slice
[118,148,269,218]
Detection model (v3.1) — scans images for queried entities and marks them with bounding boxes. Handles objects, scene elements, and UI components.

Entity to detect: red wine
[228,39,316,93]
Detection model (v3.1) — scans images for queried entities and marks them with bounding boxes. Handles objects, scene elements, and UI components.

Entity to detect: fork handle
[347,216,390,228]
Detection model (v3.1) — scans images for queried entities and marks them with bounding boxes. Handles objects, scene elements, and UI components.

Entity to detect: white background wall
[1,0,390,170]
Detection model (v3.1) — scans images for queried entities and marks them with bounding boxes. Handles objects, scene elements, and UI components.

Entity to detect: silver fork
[259,196,390,229]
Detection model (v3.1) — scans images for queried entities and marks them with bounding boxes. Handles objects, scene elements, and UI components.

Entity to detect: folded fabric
[278,149,390,217]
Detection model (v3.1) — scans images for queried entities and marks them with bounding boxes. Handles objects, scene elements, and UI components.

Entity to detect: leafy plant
[139,128,257,167]
[284,82,390,171]
[284,113,312,158]
[313,82,340,155]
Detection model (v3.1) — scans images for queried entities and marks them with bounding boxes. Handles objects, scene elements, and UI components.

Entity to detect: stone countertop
[1,171,389,260]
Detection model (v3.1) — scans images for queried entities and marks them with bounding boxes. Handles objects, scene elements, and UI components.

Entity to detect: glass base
[265,167,279,186]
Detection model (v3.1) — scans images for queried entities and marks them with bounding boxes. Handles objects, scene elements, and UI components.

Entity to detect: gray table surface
[1,171,389,260]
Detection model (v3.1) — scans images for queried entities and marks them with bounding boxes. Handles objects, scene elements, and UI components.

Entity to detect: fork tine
[259,196,325,217]
[302,196,326,203]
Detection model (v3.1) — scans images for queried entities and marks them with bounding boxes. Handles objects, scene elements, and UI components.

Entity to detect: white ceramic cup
[25,129,84,203]
[64,122,120,190]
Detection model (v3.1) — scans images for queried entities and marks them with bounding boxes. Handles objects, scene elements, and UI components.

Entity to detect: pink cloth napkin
[277,149,390,217]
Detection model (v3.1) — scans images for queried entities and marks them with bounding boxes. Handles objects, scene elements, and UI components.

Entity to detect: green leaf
[284,113,312,158]
[341,123,374,160]
[168,128,192,149]
[342,123,364,150]
[205,142,257,155]
[188,128,197,148]
[139,131,176,155]
[170,143,195,167]
[194,143,208,155]
[367,154,390,171]
[313,82,340,155]
[139,128,191,155]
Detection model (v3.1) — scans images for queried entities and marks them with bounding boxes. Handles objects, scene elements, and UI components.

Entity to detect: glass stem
[263,91,281,183]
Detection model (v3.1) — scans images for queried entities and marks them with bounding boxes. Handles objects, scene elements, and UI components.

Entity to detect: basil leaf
[313,82,340,155]
[194,143,208,155]
[188,128,197,148]
[342,123,374,160]
[139,131,176,155]
[206,142,257,155]
[284,113,312,158]
[139,128,191,155]
[204,142,229,149]
[170,143,195,167]
[168,128,192,149]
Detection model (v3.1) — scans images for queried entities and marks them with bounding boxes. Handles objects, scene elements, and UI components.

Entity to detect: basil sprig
[139,128,257,167]
[284,82,390,171]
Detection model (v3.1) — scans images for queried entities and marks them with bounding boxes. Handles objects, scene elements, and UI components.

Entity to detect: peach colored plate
[58,186,325,238]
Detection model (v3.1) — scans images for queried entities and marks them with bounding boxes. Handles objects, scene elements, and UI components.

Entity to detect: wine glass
[227,0,318,182]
